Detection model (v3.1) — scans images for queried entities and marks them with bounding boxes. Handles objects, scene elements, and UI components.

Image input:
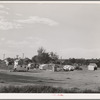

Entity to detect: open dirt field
[0,66,100,91]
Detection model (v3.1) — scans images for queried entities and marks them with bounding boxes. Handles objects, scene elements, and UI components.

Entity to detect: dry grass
[0,64,100,92]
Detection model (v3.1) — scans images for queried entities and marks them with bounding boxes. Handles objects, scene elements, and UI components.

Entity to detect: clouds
[17,16,59,26]
[0,18,13,30]
[0,4,9,15]
[15,13,23,17]
[0,4,22,30]
[0,4,59,30]
[0,10,8,14]
[1,3,100,59]
[0,15,59,30]
[0,4,4,9]
[0,17,22,30]
[0,4,9,9]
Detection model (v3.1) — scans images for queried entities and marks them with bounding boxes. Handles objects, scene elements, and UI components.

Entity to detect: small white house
[88,63,97,71]
[4,59,9,66]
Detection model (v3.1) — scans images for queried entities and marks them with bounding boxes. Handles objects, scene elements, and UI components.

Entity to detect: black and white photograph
[0,1,100,96]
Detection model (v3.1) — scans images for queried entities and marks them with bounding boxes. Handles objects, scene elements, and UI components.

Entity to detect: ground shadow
[0,72,64,85]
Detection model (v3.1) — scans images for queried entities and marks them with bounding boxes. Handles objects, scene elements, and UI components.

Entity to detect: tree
[6,57,14,65]
[69,58,76,64]
[49,52,59,64]
[32,47,51,64]
[38,52,51,64]
[32,55,38,63]
[50,52,58,60]
[37,47,46,55]
[23,58,32,65]
[32,53,51,64]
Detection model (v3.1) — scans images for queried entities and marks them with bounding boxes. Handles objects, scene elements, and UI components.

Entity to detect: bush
[0,85,100,93]
[75,66,82,70]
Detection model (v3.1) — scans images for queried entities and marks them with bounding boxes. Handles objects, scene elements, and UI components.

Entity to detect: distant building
[88,63,97,71]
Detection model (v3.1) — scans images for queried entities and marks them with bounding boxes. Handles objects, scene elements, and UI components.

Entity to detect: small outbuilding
[13,65,28,72]
[88,63,97,71]
[39,64,58,72]
[39,64,48,70]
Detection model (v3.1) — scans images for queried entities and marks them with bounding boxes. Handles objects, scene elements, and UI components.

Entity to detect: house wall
[88,65,95,70]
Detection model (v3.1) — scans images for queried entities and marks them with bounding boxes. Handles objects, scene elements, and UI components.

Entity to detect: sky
[0,2,100,59]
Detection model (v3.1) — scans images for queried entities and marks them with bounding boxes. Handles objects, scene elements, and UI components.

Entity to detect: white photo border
[0,1,100,99]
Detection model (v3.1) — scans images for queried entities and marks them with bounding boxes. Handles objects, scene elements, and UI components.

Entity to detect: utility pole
[22,53,24,59]
[60,56,62,65]
[3,54,5,60]
[16,55,19,59]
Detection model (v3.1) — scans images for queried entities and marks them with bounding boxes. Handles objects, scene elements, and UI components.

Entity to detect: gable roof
[89,63,97,66]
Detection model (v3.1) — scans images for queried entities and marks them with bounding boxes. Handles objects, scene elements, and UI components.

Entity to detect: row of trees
[62,58,100,66]
[3,47,59,65]
[2,47,100,67]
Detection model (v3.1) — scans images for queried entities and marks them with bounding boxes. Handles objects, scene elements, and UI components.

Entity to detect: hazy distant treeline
[1,47,100,67]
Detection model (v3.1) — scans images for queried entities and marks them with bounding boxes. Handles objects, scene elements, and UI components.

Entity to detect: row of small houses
[4,58,98,72]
